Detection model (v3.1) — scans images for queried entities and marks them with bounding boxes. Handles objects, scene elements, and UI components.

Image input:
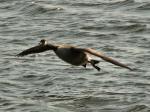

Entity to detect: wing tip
[125,66,134,71]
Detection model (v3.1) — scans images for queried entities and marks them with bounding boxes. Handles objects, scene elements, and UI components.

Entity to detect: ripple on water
[19,2,64,16]
[0,0,150,112]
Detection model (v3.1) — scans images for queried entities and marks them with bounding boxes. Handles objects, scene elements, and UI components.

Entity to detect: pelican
[17,39,133,71]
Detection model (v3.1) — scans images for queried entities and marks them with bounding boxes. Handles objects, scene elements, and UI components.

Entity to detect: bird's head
[39,39,48,45]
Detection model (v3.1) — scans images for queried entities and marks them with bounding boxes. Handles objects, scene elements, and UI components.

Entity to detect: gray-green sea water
[0,0,150,112]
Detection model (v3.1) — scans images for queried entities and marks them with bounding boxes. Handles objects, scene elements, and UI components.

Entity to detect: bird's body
[17,39,133,71]
[54,45,88,66]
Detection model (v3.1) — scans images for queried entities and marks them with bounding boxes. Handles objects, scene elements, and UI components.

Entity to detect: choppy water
[0,0,150,112]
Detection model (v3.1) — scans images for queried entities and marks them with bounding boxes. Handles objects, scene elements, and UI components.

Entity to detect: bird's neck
[47,44,58,51]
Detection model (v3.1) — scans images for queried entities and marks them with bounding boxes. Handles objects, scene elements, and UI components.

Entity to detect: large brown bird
[17,39,133,71]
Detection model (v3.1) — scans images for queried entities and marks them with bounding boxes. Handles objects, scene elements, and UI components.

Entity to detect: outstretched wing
[17,45,50,56]
[73,47,133,70]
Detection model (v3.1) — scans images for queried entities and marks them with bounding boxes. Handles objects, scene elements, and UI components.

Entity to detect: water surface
[0,0,150,112]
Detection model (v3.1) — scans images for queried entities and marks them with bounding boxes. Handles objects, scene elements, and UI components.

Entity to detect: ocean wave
[126,105,149,112]
[135,3,150,10]
[80,23,146,33]
[70,0,135,7]
[114,23,147,32]
[19,2,64,15]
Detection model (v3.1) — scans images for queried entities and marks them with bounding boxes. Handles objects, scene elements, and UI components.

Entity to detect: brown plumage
[17,39,133,71]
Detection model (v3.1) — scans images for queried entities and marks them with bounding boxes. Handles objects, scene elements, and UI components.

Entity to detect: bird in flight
[17,39,133,71]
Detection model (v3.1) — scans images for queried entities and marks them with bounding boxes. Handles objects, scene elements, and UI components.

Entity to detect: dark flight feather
[17,45,51,56]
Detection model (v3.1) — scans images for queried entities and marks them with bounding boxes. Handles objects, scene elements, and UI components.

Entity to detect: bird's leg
[90,59,99,64]
[92,64,101,71]
[82,64,87,68]
[89,59,101,71]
